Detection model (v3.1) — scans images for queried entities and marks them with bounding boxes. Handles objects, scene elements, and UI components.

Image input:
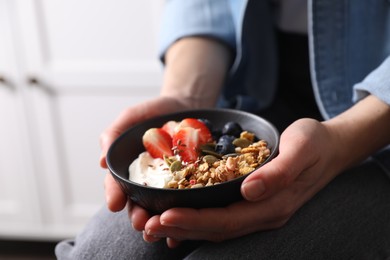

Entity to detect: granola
[163,136,270,189]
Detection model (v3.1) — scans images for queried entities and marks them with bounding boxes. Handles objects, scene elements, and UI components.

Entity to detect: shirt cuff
[353,56,390,105]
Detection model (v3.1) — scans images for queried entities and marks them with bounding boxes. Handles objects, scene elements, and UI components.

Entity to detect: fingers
[166,237,181,248]
[141,183,305,243]
[99,127,124,168]
[143,212,247,242]
[100,99,191,244]
[144,202,265,242]
[129,203,151,231]
[160,207,231,233]
[104,173,127,212]
[100,103,159,212]
[99,107,145,168]
[143,215,164,243]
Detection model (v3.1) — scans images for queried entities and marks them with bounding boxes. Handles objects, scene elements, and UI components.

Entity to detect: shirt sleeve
[158,0,239,61]
[353,56,390,106]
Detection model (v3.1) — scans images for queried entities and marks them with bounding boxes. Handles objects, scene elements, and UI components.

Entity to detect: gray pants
[55,160,390,259]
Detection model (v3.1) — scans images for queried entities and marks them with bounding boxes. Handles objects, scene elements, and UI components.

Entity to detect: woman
[56,0,390,259]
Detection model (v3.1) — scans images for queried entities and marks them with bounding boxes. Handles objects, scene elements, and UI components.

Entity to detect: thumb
[241,138,309,201]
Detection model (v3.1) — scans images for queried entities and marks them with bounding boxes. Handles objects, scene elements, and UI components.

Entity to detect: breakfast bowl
[106,108,279,214]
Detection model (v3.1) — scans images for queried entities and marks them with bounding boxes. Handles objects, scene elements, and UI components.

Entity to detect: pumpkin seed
[233,138,252,148]
[202,155,219,164]
[169,160,182,173]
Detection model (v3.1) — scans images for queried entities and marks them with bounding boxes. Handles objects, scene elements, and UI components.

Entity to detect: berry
[162,120,179,137]
[142,128,173,159]
[222,122,243,137]
[215,135,236,155]
[172,127,202,163]
[178,118,212,143]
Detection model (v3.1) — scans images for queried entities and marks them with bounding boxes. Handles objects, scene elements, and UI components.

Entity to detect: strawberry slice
[178,118,212,143]
[142,128,173,159]
[172,126,202,163]
[161,120,179,137]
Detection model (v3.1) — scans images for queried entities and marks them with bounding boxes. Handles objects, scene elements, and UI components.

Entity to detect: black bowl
[106,108,279,214]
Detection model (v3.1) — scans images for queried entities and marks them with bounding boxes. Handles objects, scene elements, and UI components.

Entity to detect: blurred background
[0,0,164,258]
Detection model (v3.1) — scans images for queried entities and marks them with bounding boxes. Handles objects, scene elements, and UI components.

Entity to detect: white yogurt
[129,152,173,188]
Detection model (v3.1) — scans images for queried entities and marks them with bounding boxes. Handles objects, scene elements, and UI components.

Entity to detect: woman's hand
[141,95,390,246]
[100,37,231,215]
[142,118,340,244]
[100,96,193,212]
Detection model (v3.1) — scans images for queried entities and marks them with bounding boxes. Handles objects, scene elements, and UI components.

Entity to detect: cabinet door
[0,0,42,238]
[12,0,164,238]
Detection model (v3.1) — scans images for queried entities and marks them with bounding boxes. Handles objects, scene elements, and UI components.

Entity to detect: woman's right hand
[99,37,232,245]
[99,96,192,213]
[100,36,232,214]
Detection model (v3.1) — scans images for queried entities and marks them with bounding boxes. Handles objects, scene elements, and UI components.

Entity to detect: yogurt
[129,152,173,188]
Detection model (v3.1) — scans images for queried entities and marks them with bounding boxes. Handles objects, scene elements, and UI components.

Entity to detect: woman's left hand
[142,118,342,245]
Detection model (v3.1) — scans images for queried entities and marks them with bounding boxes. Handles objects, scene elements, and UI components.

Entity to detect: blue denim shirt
[159,0,390,173]
[159,0,390,115]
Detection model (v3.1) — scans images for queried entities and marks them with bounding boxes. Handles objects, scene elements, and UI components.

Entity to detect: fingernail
[146,229,165,238]
[160,219,176,227]
[242,179,265,201]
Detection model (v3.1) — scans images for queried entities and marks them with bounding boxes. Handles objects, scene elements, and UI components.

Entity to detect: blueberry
[215,142,235,155]
[218,135,235,144]
[222,122,243,137]
[215,135,236,155]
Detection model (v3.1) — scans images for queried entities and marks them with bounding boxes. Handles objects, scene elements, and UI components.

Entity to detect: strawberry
[172,126,202,163]
[142,128,173,159]
[161,120,179,137]
[178,118,212,143]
